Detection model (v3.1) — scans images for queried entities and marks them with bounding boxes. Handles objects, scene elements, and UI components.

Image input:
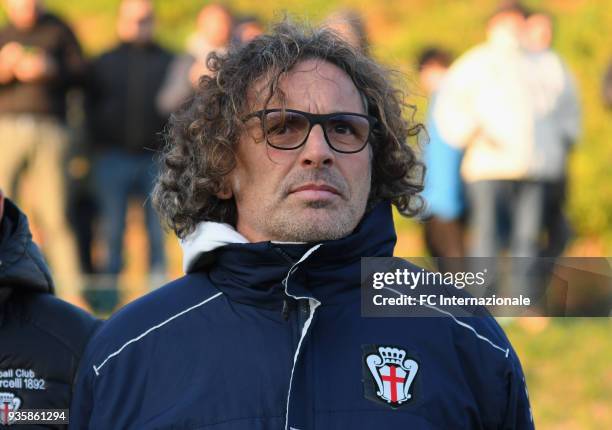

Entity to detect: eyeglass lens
[262,111,370,152]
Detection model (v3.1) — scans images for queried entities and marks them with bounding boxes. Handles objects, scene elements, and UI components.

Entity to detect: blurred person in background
[85,0,172,313]
[231,15,264,46]
[434,2,544,301]
[0,0,85,305]
[187,3,233,65]
[523,11,581,258]
[0,189,99,424]
[156,3,233,115]
[434,3,540,260]
[417,47,465,259]
[323,9,369,54]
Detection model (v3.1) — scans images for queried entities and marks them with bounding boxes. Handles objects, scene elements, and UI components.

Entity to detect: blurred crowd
[418,2,582,270]
[0,0,604,314]
[0,0,266,312]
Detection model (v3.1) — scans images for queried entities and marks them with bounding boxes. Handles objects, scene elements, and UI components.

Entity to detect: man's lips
[289,183,342,199]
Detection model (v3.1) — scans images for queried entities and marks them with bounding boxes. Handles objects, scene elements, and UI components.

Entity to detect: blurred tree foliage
[2,0,611,253]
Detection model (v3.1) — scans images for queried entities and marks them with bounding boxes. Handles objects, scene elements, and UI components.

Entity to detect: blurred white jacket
[524,49,581,180]
[433,31,580,182]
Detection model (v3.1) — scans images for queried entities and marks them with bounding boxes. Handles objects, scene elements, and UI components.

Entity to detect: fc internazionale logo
[362,345,419,409]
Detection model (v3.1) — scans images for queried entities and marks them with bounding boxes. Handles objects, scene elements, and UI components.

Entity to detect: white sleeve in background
[432,48,483,150]
[557,63,582,146]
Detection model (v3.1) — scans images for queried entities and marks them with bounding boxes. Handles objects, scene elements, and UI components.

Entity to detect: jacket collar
[181,222,249,273]
[182,202,396,309]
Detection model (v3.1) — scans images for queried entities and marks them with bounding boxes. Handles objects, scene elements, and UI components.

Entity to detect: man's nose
[298,124,334,168]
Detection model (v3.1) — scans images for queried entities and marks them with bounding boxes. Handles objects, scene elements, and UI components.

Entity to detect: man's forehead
[246,59,362,111]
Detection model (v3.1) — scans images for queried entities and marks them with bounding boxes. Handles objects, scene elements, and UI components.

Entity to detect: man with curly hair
[71,22,533,429]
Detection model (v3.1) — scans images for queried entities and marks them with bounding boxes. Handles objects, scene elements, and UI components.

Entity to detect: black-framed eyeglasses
[243,109,378,154]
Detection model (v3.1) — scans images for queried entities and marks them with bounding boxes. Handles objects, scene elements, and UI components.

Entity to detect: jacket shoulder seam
[384,286,510,357]
[92,291,223,377]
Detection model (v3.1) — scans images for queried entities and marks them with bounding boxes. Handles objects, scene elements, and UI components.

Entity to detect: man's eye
[331,122,355,135]
[266,116,304,135]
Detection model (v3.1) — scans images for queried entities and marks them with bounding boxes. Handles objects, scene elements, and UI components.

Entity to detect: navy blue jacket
[70,203,533,429]
[0,199,99,428]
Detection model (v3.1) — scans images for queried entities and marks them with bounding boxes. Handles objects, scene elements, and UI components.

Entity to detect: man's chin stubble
[303,200,335,209]
[267,203,361,242]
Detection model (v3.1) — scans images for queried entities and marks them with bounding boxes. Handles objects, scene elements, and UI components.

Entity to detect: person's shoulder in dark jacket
[36,11,74,33]
[0,196,100,416]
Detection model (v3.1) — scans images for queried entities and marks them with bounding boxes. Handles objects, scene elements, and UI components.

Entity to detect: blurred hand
[14,51,58,83]
[0,42,25,83]
[0,42,25,67]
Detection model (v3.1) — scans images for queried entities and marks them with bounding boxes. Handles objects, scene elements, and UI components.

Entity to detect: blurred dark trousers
[66,187,98,274]
[467,180,544,257]
[93,150,166,278]
[541,178,570,257]
[467,180,545,297]
[424,216,465,258]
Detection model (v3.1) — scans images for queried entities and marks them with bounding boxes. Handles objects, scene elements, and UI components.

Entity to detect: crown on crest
[378,347,406,365]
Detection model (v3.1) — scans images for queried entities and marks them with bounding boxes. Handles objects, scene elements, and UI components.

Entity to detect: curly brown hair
[153,21,424,239]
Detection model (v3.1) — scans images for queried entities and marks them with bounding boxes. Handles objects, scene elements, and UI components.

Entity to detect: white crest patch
[365,346,419,406]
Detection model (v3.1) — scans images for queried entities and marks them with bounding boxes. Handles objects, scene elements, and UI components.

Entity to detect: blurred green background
[2,1,611,428]
[3,0,610,254]
[4,0,610,253]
